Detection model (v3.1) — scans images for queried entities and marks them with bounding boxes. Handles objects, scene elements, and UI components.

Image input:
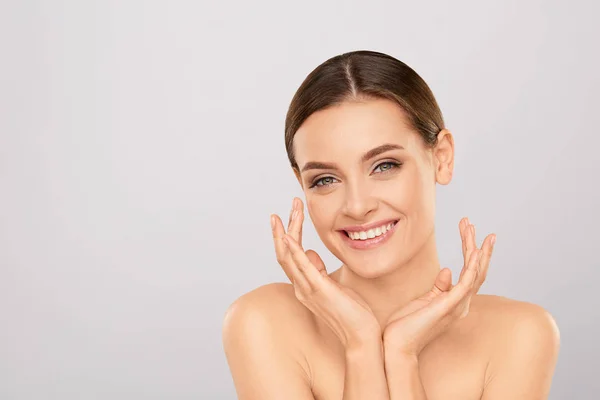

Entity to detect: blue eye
[311,176,338,188]
[374,161,401,173]
[308,161,402,189]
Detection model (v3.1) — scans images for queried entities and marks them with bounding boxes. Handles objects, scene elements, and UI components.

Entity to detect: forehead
[293,98,422,166]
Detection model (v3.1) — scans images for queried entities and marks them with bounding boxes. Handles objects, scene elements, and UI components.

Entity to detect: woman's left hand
[382,218,496,358]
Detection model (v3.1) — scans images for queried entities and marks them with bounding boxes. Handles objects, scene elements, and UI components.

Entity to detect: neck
[332,231,441,330]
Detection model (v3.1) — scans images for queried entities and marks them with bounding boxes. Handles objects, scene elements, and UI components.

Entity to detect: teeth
[347,222,396,240]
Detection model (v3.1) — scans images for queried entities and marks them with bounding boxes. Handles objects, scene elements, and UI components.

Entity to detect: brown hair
[284,50,445,171]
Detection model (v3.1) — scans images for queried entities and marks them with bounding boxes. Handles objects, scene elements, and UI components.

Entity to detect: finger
[448,249,481,303]
[469,223,477,253]
[286,198,295,229]
[283,234,328,292]
[458,219,470,279]
[421,268,453,302]
[457,248,482,316]
[459,222,476,282]
[432,268,453,295]
[415,251,481,325]
[473,233,496,293]
[306,249,328,277]
[460,218,469,261]
[287,197,304,248]
[271,214,303,285]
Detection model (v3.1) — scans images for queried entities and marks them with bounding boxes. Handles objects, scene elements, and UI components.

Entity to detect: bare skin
[223,98,560,399]
[227,281,555,399]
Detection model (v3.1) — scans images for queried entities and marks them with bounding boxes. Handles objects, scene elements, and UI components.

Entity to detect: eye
[308,161,402,190]
[373,161,402,174]
[309,176,338,189]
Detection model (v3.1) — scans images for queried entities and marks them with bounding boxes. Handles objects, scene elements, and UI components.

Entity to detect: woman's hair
[284,50,445,171]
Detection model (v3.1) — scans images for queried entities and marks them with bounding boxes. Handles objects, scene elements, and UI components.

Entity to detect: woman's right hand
[271,197,382,350]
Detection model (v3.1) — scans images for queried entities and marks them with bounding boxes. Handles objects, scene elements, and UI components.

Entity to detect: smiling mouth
[342,220,399,241]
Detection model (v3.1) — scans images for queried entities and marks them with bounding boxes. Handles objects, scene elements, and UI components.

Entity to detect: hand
[271,197,382,349]
[382,218,496,357]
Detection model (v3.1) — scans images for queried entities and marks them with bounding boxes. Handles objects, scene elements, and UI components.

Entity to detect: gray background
[1,0,598,399]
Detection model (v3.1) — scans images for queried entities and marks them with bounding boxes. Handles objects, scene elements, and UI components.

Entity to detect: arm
[382,303,561,400]
[383,351,428,399]
[481,304,560,400]
[343,339,391,400]
[264,201,392,399]
[380,219,492,400]
[222,286,391,400]
[222,293,314,400]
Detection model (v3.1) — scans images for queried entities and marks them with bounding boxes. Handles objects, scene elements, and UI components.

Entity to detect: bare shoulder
[224,282,312,320]
[224,282,297,312]
[222,283,317,398]
[470,294,561,392]
[471,294,560,338]
[222,282,315,341]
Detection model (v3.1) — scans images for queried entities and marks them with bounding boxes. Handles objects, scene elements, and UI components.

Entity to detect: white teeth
[346,222,396,241]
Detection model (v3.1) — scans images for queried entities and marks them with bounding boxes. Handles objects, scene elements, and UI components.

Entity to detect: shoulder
[222,284,318,397]
[223,282,311,327]
[472,294,560,341]
[472,295,560,396]
[222,282,316,355]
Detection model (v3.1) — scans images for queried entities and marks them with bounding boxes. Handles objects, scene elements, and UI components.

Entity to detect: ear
[433,129,455,185]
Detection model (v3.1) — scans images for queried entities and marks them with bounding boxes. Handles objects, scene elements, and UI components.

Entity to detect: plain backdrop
[1,1,598,399]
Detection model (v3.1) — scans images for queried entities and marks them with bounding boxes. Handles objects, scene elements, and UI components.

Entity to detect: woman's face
[292,97,453,278]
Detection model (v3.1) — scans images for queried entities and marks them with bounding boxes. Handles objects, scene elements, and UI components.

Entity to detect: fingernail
[491,235,496,246]
[270,215,275,229]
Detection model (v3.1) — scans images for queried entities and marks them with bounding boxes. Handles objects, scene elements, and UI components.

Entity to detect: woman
[222,50,560,399]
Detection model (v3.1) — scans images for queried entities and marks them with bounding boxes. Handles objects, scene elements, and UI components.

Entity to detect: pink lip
[341,218,399,233]
[338,219,400,250]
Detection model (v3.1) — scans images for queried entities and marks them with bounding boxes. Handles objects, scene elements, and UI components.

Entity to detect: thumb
[432,268,453,294]
[305,249,328,277]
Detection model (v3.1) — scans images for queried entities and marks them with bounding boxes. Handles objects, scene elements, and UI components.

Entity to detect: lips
[341,218,399,233]
[338,219,400,250]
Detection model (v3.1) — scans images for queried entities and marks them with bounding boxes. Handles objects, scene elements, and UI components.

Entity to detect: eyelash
[309,161,403,189]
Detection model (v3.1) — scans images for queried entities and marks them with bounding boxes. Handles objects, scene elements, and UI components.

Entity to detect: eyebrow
[300,143,405,173]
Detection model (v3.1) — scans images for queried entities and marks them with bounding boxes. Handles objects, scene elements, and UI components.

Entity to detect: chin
[324,241,401,279]
[346,253,401,278]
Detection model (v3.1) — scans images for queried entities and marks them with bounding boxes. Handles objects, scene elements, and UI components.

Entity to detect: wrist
[382,333,420,359]
[384,351,426,399]
[345,325,382,352]
[345,334,384,357]
[383,345,419,368]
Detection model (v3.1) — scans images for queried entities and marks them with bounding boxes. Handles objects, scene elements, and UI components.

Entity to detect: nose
[341,180,378,221]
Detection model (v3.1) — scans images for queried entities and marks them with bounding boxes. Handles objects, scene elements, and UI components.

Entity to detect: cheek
[383,170,436,227]
[407,170,437,228]
[306,195,341,247]
[383,171,425,208]
[306,196,329,229]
